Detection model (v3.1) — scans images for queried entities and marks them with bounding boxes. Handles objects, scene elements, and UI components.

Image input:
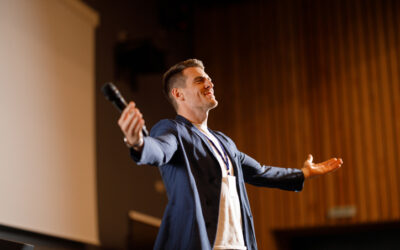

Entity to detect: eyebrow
[193,76,212,82]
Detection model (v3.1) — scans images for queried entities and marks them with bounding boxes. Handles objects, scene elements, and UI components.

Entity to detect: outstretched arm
[301,154,343,179]
[239,152,342,191]
[239,152,305,191]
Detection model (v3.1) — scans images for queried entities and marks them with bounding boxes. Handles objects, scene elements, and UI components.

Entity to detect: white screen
[0,0,99,244]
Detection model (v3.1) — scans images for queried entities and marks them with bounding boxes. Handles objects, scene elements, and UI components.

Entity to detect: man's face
[179,66,218,112]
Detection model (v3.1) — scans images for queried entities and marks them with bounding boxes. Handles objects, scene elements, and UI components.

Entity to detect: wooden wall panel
[194,0,400,249]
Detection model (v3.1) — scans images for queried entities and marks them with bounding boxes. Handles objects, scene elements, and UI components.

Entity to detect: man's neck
[177,108,209,130]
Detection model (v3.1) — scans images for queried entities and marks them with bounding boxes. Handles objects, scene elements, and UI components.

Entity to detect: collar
[175,114,239,175]
[175,114,193,126]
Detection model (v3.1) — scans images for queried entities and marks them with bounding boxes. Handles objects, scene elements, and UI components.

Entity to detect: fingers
[127,111,143,136]
[118,101,144,139]
[319,158,338,166]
[318,157,343,173]
[307,156,343,167]
[134,119,145,138]
[307,154,313,162]
[120,109,136,133]
[118,102,135,126]
[126,114,138,135]
[326,158,343,167]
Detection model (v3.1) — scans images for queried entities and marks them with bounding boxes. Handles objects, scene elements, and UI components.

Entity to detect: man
[118,59,342,250]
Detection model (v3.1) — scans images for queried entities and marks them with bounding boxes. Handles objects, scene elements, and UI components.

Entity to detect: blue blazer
[131,115,304,250]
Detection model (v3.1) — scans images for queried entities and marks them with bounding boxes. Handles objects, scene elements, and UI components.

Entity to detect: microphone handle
[117,101,149,137]
[104,84,149,137]
[112,95,128,113]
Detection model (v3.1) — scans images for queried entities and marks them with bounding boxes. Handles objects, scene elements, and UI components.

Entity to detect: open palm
[302,154,343,179]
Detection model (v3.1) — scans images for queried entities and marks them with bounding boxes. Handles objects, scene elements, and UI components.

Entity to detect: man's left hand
[301,154,343,179]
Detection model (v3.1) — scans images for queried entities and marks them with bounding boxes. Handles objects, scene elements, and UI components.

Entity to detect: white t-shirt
[195,125,247,250]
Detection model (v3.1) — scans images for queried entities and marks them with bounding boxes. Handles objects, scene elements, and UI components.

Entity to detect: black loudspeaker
[114,39,165,90]
[0,238,34,250]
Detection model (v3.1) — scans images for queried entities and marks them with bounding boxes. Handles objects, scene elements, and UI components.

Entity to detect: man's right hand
[118,101,145,151]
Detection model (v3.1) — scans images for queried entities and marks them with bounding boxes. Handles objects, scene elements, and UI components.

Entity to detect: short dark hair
[162,59,205,110]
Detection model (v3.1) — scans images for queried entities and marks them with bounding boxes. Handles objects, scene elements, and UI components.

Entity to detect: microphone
[101,82,149,137]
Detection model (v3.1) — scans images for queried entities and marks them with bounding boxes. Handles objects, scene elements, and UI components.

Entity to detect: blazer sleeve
[130,119,179,167]
[240,152,305,192]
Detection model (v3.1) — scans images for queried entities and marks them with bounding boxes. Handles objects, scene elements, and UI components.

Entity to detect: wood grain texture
[194,0,400,249]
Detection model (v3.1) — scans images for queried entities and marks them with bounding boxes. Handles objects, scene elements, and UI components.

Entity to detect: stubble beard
[208,98,218,111]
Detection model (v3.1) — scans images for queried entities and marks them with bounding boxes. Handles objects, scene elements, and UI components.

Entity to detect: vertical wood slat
[193,0,400,249]
[375,0,399,220]
[276,0,293,229]
[363,0,385,221]
[393,0,400,218]
[295,0,314,227]
[314,0,336,225]
[386,0,400,220]
[266,0,285,229]
[286,0,306,228]
[245,0,263,236]
[325,0,348,212]
[351,0,371,222]
[254,1,271,247]
[306,0,327,227]
[343,0,362,222]
[331,0,359,223]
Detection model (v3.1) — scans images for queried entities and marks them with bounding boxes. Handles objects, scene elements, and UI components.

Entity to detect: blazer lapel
[175,115,221,164]
[175,115,239,175]
[210,131,239,176]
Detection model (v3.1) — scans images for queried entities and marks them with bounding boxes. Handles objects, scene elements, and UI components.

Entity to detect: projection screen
[0,0,99,244]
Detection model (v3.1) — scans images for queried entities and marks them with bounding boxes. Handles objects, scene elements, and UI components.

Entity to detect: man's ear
[171,88,184,101]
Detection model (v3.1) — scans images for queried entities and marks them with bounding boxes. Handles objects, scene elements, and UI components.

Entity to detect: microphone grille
[101,82,119,101]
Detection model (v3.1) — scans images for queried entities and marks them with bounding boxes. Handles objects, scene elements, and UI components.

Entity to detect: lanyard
[203,132,231,175]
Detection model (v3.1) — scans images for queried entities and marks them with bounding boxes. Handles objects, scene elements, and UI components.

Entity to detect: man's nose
[205,79,214,88]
